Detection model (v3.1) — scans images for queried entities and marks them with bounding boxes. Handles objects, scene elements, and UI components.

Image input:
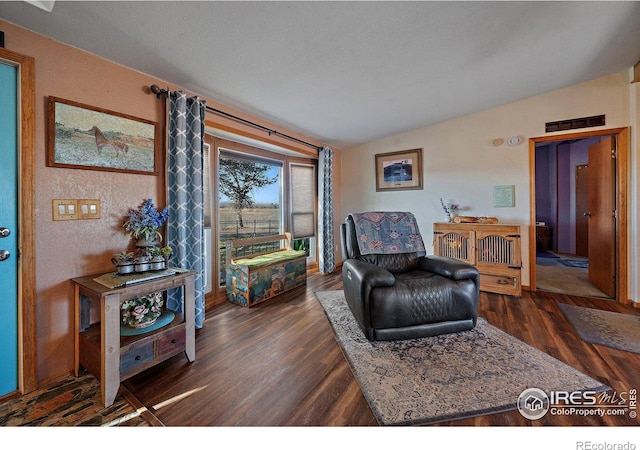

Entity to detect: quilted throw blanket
[348,212,425,255]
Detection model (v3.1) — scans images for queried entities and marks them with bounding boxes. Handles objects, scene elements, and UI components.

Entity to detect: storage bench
[225,233,307,307]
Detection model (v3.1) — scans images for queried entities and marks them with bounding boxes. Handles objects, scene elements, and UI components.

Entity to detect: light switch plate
[78,199,101,219]
[52,199,79,220]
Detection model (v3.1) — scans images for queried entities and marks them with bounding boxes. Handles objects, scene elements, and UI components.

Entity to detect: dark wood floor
[123,270,640,426]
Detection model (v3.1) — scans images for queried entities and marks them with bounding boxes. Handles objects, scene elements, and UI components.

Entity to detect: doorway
[529,128,629,303]
[0,48,36,397]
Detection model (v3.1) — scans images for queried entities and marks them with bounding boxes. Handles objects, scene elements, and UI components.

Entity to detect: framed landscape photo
[375,148,423,192]
[47,96,159,175]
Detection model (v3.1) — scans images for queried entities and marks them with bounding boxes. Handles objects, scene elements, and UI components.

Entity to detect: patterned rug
[315,290,608,426]
[0,373,149,426]
[559,259,589,269]
[559,304,640,355]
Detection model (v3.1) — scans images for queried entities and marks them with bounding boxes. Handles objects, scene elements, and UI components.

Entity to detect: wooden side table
[72,269,196,407]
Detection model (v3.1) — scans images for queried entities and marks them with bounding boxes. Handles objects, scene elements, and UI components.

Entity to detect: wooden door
[575,164,588,257]
[587,137,616,297]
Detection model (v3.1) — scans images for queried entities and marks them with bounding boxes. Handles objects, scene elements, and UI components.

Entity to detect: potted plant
[148,246,166,271]
[161,245,173,262]
[123,198,169,247]
[134,254,151,272]
[111,251,135,274]
[440,198,459,223]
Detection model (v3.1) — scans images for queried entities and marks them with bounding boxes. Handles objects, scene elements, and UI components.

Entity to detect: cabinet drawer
[120,342,154,373]
[480,272,521,296]
[157,328,186,357]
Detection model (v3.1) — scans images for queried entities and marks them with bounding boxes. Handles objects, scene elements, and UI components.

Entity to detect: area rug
[559,304,640,355]
[559,259,589,269]
[315,290,608,426]
[536,257,561,267]
[0,373,149,426]
[536,251,559,259]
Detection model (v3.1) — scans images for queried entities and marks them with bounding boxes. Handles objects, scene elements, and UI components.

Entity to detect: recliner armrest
[418,255,479,282]
[343,259,396,288]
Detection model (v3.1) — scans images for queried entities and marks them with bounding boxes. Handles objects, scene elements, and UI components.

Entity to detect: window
[290,163,317,263]
[218,149,283,287]
[205,136,318,294]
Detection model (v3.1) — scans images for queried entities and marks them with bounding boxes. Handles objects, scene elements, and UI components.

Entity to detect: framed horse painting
[47,96,159,175]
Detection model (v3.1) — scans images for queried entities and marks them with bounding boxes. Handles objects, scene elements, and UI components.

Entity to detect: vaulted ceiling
[1,1,639,148]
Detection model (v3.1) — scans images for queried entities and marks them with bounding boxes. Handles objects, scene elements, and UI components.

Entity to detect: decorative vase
[135,236,159,248]
[128,317,157,329]
[445,212,452,223]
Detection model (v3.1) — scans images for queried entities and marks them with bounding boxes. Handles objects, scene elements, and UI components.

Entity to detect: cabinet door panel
[433,225,474,264]
[475,230,521,268]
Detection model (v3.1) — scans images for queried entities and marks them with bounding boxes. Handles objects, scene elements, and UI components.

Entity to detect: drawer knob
[135,355,141,361]
[171,339,177,344]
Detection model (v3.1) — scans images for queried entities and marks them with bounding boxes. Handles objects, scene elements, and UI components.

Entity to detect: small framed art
[375,148,423,192]
[493,185,515,207]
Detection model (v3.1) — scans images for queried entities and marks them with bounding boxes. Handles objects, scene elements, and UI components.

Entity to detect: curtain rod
[149,85,323,152]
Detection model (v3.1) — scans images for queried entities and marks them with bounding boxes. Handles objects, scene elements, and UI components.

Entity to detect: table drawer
[157,328,186,357]
[480,272,521,296]
[120,342,154,373]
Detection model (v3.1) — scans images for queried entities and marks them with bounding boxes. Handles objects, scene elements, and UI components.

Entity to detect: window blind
[290,163,316,238]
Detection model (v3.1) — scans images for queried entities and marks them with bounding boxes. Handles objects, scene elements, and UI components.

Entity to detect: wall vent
[545,114,605,133]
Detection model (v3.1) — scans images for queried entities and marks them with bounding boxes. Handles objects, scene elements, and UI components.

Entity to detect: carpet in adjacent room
[559,303,640,355]
[315,290,608,426]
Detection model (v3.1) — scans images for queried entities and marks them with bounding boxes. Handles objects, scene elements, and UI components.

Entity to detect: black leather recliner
[340,213,480,341]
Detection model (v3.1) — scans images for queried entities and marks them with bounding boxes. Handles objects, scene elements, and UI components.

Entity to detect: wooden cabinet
[72,270,196,407]
[433,223,522,296]
[535,225,551,251]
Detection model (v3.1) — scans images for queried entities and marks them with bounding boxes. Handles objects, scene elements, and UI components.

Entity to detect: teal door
[0,61,19,396]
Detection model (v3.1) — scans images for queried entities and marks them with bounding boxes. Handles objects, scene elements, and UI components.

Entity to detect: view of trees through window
[216,148,316,288]
[218,153,281,286]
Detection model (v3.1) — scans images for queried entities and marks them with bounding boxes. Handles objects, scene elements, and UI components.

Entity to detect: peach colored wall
[1,20,335,382]
[2,21,166,382]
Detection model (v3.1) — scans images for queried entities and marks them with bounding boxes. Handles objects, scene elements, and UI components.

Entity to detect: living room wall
[0,19,334,384]
[342,70,635,299]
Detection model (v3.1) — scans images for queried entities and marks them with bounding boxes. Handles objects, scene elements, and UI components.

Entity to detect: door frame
[0,48,36,395]
[529,127,629,303]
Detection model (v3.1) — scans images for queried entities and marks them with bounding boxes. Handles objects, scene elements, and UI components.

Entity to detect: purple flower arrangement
[440,198,459,215]
[123,198,169,241]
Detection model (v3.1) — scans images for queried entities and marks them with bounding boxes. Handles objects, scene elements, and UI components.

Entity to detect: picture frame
[375,148,423,192]
[493,185,515,207]
[47,96,160,175]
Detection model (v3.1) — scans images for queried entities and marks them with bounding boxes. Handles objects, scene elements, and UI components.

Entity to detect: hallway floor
[536,252,611,299]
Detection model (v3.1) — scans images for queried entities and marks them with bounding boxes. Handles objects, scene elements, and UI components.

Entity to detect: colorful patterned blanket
[348,212,425,255]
